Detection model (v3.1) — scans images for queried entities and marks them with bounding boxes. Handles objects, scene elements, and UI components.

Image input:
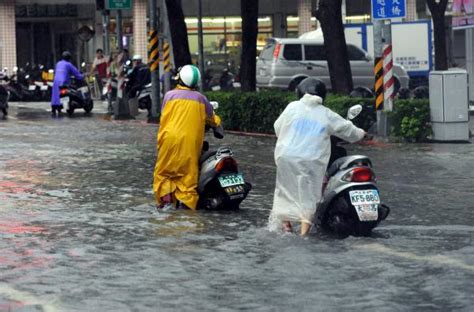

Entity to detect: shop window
[286,16,318,37]
[185,16,273,68]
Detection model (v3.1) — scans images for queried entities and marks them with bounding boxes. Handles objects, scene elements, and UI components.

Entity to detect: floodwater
[0,109,473,311]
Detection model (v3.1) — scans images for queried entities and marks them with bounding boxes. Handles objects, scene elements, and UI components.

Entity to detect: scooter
[197,102,252,210]
[136,83,152,116]
[314,105,390,238]
[59,63,93,116]
[0,70,10,118]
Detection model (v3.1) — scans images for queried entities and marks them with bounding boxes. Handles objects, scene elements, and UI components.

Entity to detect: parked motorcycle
[314,105,390,237]
[197,102,252,210]
[59,63,93,116]
[0,70,9,118]
[123,60,152,116]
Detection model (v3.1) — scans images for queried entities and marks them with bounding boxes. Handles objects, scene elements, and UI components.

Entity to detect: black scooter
[0,71,9,118]
[59,63,93,116]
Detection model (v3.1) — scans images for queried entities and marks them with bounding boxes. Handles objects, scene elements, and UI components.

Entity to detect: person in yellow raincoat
[153,65,221,210]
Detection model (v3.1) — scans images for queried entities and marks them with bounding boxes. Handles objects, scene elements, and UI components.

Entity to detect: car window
[282,44,302,61]
[259,42,275,60]
[304,45,326,61]
[347,45,366,61]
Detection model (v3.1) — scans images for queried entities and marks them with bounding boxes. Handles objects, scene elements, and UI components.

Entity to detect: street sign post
[372,0,406,20]
[107,0,131,10]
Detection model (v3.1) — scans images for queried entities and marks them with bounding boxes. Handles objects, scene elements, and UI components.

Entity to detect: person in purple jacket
[51,51,84,117]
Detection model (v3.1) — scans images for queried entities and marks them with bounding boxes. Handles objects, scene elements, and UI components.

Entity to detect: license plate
[28,85,36,91]
[40,85,48,90]
[218,174,244,188]
[60,96,69,105]
[349,190,380,221]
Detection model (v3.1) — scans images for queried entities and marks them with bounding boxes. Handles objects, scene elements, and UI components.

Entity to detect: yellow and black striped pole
[374,56,384,111]
[163,41,171,73]
[148,30,159,72]
[148,0,160,123]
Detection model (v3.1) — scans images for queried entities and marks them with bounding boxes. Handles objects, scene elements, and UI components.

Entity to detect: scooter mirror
[347,104,363,120]
[13,66,18,72]
[81,62,86,68]
[125,60,132,66]
[25,74,30,79]
[210,101,219,110]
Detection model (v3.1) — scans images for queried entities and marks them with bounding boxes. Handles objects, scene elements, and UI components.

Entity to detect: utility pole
[116,10,123,50]
[148,0,161,122]
[102,10,110,55]
[197,0,205,92]
[373,19,387,136]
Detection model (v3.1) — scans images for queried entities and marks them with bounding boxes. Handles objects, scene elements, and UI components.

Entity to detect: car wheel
[288,77,306,92]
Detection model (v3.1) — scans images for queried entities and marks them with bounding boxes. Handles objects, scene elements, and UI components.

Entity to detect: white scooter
[314,105,390,237]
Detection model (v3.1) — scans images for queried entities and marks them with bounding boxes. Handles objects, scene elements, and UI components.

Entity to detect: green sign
[107,0,132,10]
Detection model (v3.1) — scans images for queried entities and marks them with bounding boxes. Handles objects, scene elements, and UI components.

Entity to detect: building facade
[0,0,462,72]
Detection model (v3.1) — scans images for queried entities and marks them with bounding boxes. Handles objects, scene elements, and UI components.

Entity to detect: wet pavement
[0,103,473,311]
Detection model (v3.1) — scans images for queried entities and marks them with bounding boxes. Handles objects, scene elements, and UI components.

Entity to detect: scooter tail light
[60,89,68,96]
[342,167,374,182]
[215,157,238,173]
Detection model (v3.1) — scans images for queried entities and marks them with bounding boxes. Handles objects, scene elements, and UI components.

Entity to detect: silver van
[256,38,409,92]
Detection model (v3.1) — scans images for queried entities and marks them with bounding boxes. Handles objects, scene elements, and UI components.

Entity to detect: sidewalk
[8,100,110,114]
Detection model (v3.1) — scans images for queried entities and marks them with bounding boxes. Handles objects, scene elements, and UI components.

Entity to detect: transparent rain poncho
[268,94,365,230]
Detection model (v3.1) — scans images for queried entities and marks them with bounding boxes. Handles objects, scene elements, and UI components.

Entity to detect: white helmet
[178,64,201,88]
[132,54,143,61]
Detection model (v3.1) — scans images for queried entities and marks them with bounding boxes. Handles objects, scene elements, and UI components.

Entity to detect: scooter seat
[199,150,216,165]
[326,158,346,178]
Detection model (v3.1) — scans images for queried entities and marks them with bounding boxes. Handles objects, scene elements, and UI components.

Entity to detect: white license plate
[40,85,48,90]
[218,174,244,188]
[28,85,36,91]
[60,96,69,105]
[350,190,380,221]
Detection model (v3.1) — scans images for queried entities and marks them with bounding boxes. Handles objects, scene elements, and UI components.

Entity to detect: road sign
[107,0,131,10]
[372,0,406,20]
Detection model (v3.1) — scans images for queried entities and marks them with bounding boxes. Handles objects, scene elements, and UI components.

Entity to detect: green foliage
[205,91,431,142]
[387,99,431,142]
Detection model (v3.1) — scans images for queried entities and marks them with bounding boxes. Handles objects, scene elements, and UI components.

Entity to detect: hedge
[205,90,431,142]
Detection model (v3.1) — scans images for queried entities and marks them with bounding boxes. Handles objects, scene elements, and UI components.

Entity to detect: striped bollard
[383,44,394,112]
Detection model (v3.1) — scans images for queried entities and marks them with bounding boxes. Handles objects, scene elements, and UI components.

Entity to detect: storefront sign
[15,5,78,18]
[107,0,132,10]
[452,0,474,29]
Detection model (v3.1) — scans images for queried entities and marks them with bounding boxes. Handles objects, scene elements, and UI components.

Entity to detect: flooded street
[1,106,473,311]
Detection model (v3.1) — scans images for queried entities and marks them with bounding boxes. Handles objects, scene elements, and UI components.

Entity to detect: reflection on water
[0,116,473,310]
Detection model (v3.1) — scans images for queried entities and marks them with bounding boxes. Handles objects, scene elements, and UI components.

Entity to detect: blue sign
[372,0,406,20]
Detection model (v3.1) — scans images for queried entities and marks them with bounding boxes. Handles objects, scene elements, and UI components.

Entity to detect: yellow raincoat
[153,85,221,210]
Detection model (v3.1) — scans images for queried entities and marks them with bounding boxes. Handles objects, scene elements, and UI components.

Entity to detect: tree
[239,0,259,91]
[426,0,449,70]
[315,0,353,95]
[165,0,192,68]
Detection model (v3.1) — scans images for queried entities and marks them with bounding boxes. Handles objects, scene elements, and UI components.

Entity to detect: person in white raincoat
[269,78,366,236]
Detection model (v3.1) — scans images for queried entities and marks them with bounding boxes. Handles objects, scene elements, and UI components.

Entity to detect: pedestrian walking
[89,49,108,100]
[269,78,366,236]
[153,65,221,210]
